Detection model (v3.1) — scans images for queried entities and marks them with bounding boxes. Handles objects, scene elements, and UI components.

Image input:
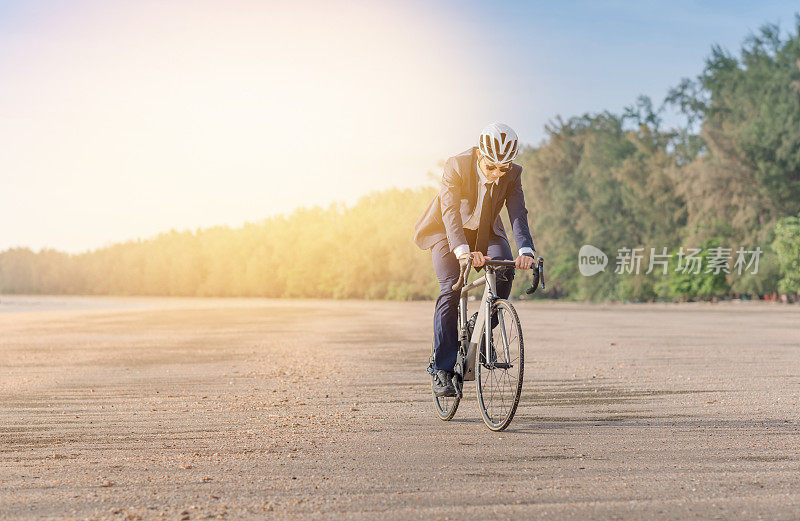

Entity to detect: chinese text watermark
[579,245,762,276]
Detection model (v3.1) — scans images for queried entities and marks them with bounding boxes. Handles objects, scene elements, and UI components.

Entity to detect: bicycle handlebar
[451,254,474,291]
[451,254,546,294]
[525,256,546,295]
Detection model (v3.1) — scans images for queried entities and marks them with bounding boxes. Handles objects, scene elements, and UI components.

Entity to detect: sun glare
[0,0,486,252]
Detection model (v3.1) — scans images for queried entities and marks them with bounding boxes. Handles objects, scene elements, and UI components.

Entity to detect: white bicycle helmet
[478,123,519,164]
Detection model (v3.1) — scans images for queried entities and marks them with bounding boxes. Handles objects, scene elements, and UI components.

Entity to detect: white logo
[578,245,608,276]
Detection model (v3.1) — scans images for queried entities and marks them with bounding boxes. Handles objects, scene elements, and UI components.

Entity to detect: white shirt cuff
[518,247,535,257]
[453,244,470,258]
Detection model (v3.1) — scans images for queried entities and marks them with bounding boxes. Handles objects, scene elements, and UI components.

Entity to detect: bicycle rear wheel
[430,345,460,421]
[476,299,524,431]
[432,381,460,421]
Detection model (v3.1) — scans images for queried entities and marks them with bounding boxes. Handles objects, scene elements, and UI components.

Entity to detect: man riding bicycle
[413,123,537,397]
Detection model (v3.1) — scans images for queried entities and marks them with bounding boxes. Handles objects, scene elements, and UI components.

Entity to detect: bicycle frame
[458,266,510,382]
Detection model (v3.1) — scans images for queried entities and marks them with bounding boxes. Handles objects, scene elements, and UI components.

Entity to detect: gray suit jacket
[413,147,534,252]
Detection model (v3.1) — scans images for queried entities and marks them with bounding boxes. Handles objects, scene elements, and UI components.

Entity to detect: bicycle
[427,254,545,431]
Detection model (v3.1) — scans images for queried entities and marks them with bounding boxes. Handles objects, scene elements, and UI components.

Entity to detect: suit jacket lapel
[465,147,480,223]
[494,173,505,209]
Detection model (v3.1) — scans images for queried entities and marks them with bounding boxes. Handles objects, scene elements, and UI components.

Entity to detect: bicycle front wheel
[476,299,524,431]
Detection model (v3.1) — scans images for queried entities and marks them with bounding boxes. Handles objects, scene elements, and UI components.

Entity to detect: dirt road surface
[1,296,799,520]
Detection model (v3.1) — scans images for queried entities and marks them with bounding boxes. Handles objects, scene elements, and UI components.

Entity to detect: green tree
[772,214,800,294]
[667,240,731,300]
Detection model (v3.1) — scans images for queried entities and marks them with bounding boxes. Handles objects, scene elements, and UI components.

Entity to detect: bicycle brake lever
[538,256,546,290]
[538,257,545,289]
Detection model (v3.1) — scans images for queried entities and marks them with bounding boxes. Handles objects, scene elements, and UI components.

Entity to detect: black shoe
[433,370,456,397]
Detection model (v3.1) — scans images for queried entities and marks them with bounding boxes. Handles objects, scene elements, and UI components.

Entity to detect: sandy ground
[1,296,799,521]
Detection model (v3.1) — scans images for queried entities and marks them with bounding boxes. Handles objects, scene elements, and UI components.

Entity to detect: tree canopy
[3,19,800,301]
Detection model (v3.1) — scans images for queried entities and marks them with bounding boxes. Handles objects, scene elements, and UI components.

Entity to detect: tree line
[3,20,800,301]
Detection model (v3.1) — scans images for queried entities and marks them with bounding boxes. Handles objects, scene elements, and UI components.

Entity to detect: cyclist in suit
[413,123,536,397]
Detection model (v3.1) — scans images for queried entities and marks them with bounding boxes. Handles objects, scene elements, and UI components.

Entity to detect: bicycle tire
[476,299,524,431]
[432,379,460,421]
[430,341,460,421]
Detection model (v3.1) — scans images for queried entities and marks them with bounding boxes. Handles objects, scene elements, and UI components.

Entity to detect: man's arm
[439,158,469,255]
[505,170,535,254]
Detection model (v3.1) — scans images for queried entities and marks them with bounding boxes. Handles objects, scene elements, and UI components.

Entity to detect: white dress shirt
[452,159,535,259]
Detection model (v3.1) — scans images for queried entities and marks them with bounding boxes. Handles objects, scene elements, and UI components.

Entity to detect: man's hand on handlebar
[515,254,535,270]
[459,251,490,267]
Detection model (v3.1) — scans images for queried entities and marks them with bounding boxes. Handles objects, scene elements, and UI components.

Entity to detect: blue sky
[1,0,799,252]
[430,0,800,144]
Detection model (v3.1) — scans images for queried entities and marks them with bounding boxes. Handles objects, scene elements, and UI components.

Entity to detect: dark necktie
[473,183,494,254]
